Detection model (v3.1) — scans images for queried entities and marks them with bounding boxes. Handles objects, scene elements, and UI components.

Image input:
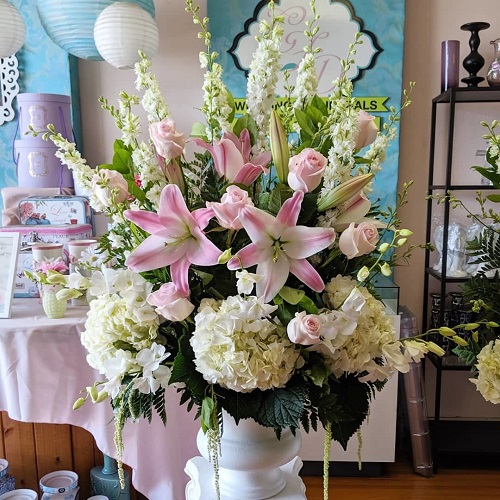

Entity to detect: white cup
[67,239,98,264]
[31,243,64,268]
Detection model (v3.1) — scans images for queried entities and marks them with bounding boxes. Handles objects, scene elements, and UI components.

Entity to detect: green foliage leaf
[233,114,258,145]
[295,108,316,138]
[275,301,296,326]
[190,122,207,139]
[217,388,263,423]
[297,193,318,225]
[257,385,307,430]
[201,396,215,433]
[486,194,500,203]
[298,294,319,314]
[452,344,480,367]
[268,184,293,215]
[170,333,207,402]
[279,286,305,305]
[305,105,324,127]
[473,166,500,188]
[306,358,330,387]
[112,148,132,174]
[127,180,146,202]
[258,191,270,210]
[311,95,327,115]
[153,389,167,426]
[326,376,371,450]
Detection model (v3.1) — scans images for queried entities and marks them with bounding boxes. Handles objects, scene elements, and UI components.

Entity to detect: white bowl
[0,489,38,500]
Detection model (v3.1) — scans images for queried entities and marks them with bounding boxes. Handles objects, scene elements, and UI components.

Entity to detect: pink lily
[228,191,336,302]
[193,129,271,185]
[124,184,221,295]
[334,192,387,231]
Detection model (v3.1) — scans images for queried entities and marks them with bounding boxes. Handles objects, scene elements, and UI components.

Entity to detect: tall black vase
[461,21,490,87]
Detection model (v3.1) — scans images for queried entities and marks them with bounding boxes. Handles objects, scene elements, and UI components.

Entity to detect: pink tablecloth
[0,299,199,500]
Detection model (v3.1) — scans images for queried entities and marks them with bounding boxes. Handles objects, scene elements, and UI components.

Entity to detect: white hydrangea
[470,339,500,404]
[81,269,162,393]
[310,275,404,381]
[190,295,300,392]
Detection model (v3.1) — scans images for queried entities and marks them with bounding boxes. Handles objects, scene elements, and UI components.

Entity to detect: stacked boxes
[0,94,97,298]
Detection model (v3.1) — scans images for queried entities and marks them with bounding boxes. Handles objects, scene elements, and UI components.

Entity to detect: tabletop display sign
[0,232,20,318]
[207,0,405,213]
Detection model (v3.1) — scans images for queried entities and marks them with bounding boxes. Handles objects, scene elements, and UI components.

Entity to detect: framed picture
[0,232,20,318]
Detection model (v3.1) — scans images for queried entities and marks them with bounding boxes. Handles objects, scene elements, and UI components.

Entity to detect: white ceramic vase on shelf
[185,411,306,500]
[41,284,67,319]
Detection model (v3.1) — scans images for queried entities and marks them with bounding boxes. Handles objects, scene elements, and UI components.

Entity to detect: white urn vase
[185,411,306,500]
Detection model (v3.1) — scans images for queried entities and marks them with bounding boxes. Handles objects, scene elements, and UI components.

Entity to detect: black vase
[461,21,490,87]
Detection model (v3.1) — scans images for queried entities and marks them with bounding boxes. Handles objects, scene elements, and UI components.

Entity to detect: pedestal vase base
[185,456,306,500]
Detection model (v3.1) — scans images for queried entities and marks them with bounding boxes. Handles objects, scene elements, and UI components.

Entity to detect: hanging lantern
[36,0,155,61]
[0,0,26,57]
[94,2,159,70]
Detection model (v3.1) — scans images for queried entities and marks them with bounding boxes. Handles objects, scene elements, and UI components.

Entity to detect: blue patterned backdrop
[207,0,406,214]
[0,0,80,213]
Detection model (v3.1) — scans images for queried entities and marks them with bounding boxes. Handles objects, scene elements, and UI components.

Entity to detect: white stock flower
[190,295,299,392]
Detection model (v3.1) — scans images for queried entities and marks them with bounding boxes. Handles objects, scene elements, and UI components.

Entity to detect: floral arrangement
[36,0,458,496]
[444,120,500,404]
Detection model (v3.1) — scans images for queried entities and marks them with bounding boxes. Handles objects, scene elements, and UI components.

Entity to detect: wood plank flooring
[303,460,500,500]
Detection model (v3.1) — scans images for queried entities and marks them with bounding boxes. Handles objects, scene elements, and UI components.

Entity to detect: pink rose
[287,148,327,192]
[147,282,194,322]
[287,311,322,345]
[150,119,186,160]
[353,110,378,150]
[207,185,254,230]
[92,170,129,208]
[338,222,380,259]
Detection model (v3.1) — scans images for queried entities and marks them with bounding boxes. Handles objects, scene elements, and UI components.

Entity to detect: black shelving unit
[422,87,500,470]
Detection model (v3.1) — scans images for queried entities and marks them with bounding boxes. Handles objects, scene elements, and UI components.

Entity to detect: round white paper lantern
[94,2,159,69]
[0,0,26,57]
[36,0,155,61]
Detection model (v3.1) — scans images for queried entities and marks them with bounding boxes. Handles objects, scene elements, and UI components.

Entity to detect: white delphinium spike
[135,52,169,122]
[201,60,233,141]
[319,35,363,206]
[292,0,320,109]
[246,2,284,152]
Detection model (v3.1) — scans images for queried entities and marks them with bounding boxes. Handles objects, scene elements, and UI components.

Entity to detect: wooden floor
[303,460,500,500]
